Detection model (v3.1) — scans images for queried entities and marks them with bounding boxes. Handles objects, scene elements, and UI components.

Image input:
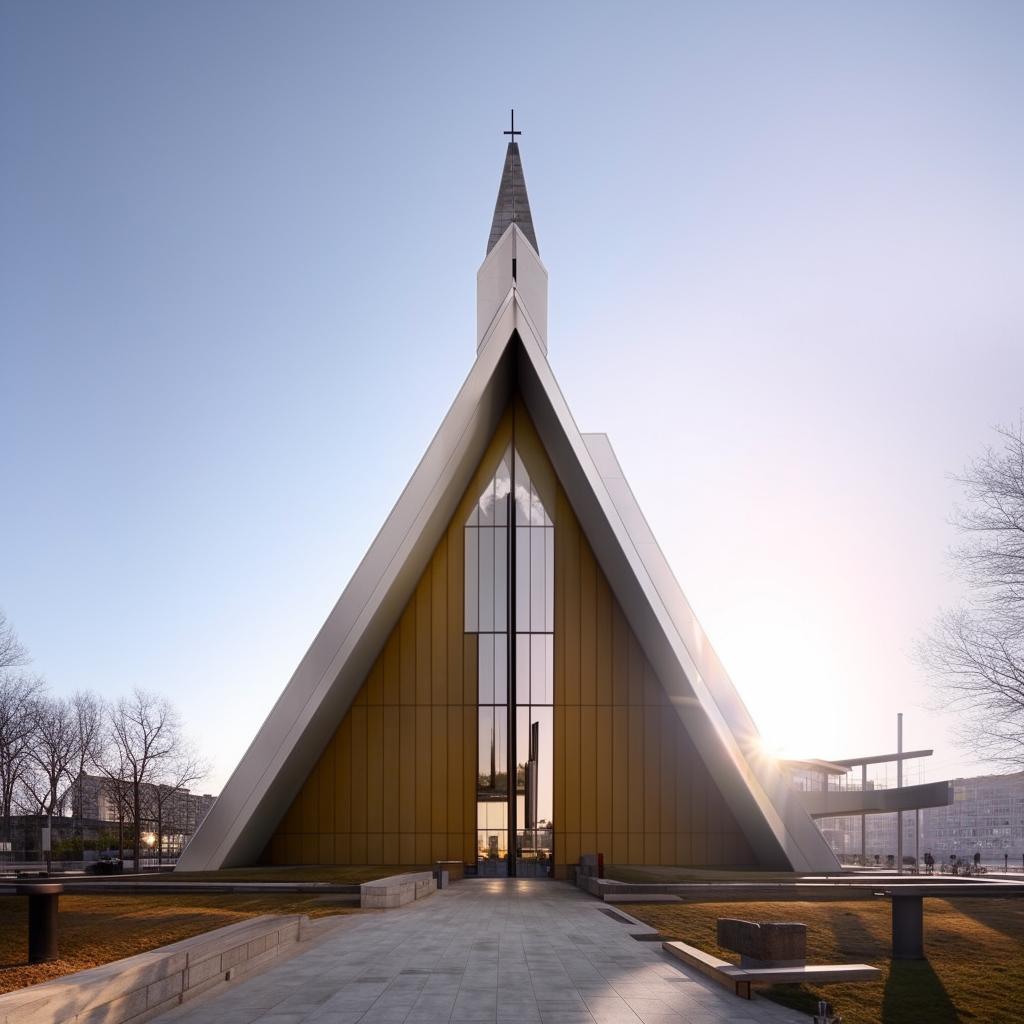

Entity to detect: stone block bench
[717,917,807,967]
[0,913,315,1024]
[359,871,436,909]
[662,940,880,999]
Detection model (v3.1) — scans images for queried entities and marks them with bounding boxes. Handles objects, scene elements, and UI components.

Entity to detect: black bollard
[16,883,63,964]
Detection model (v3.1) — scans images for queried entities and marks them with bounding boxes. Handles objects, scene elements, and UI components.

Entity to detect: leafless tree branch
[100,687,205,868]
[922,417,1024,768]
[0,610,29,671]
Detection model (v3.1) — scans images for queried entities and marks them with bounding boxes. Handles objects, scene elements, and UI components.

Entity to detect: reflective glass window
[478,634,494,705]
[530,528,546,630]
[465,443,553,877]
[478,528,494,632]
[515,634,530,704]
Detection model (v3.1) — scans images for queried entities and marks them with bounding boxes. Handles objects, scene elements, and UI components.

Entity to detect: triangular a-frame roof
[178,148,839,874]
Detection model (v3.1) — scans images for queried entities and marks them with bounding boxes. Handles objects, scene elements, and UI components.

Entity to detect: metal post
[861,763,867,865]
[897,713,903,875]
[915,808,920,872]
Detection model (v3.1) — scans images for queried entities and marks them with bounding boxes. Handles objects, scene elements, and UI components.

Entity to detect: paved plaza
[157,879,811,1023]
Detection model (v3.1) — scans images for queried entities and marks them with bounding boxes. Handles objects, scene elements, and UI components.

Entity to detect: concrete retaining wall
[0,913,311,1024]
[359,872,436,909]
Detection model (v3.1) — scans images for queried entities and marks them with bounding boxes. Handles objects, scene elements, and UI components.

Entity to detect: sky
[2,2,1022,793]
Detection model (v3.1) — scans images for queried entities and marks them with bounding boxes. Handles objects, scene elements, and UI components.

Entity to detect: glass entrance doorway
[465,443,553,877]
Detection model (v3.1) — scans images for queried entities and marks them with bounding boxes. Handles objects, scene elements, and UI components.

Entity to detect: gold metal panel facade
[264,402,758,871]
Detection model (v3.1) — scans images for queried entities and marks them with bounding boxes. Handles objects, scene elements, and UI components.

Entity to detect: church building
[177,129,839,879]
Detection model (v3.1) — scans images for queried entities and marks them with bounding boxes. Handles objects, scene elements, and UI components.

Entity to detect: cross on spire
[487,109,537,255]
[503,108,521,143]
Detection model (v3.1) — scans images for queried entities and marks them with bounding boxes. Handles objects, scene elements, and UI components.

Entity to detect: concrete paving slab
[153,879,812,1024]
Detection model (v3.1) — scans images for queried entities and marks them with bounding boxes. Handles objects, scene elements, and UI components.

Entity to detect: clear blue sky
[2,3,1022,792]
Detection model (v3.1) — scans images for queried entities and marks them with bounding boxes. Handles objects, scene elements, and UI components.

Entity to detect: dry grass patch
[627,897,1024,1024]
[119,864,413,884]
[0,891,367,994]
[607,865,808,884]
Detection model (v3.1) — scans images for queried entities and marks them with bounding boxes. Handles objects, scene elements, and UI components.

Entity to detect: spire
[487,135,538,255]
[477,112,548,354]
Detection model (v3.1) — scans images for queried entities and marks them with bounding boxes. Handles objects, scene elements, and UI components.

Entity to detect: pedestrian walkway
[156,878,810,1023]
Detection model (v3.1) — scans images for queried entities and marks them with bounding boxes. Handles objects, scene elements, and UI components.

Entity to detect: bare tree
[103,688,194,870]
[920,419,1024,768]
[70,690,105,835]
[0,674,45,847]
[0,610,28,671]
[0,613,208,868]
[21,695,79,813]
[15,695,78,868]
[0,612,42,850]
[142,748,207,865]
[98,756,134,862]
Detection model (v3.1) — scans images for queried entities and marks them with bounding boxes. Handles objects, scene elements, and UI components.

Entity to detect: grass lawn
[0,890,368,994]
[626,897,1024,1024]
[607,865,809,883]
[113,864,413,884]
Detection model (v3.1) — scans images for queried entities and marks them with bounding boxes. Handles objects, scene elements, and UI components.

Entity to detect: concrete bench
[662,941,880,1000]
[738,964,882,984]
[359,872,436,909]
[661,940,754,998]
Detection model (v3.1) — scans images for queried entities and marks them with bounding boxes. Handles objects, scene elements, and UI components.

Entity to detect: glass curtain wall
[513,451,554,876]
[465,450,510,876]
[465,442,554,877]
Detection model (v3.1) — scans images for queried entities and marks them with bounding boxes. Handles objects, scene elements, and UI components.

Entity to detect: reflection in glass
[494,527,507,631]
[530,528,546,630]
[479,529,494,632]
[515,527,530,631]
[478,634,492,705]
[475,635,508,709]
[477,706,508,796]
[544,534,554,632]
[515,635,530,704]
[514,698,554,875]
[515,706,552,828]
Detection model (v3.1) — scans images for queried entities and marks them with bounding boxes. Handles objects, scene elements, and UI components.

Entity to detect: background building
[781,746,953,868]
[66,773,217,861]
[810,771,1024,868]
